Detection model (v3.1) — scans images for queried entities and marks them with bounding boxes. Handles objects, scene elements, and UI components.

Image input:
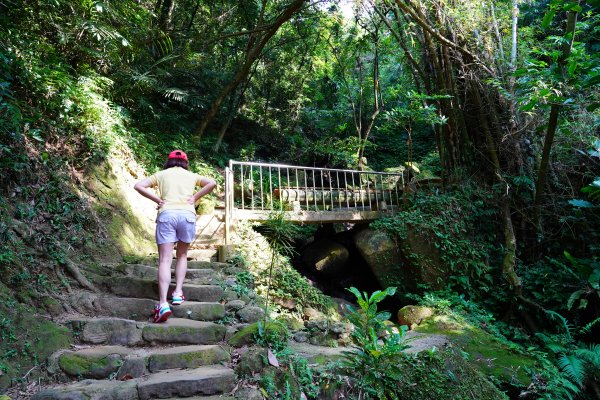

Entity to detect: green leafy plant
[339,286,411,399]
[254,212,301,322]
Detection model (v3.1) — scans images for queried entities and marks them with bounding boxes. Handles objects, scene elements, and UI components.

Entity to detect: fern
[580,317,600,335]
[545,310,573,339]
[558,354,586,387]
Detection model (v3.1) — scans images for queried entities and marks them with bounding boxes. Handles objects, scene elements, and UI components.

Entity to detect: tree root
[61,258,98,293]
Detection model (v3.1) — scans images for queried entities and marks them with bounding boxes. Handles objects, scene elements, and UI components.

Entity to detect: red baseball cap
[168,150,188,161]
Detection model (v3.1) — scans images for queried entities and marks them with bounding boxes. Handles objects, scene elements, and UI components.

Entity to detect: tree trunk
[533,8,579,227]
[158,0,175,31]
[194,0,306,138]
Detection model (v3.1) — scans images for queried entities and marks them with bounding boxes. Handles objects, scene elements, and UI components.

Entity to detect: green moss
[0,282,73,388]
[415,314,536,386]
[392,350,508,400]
[58,353,122,378]
[229,322,288,348]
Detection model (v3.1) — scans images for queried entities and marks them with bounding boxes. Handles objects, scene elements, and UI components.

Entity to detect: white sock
[160,302,170,309]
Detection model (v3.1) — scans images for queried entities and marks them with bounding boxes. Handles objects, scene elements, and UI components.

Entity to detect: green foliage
[371,185,497,295]
[339,286,411,399]
[536,330,600,397]
[257,347,320,400]
[254,320,291,353]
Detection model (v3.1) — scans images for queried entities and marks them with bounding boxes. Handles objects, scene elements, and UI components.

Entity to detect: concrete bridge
[224,160,407,243]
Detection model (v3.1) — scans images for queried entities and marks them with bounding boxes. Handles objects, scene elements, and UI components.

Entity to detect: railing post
[224,164,232,245]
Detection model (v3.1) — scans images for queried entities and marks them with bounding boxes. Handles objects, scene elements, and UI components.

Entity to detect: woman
[134,150,216,323]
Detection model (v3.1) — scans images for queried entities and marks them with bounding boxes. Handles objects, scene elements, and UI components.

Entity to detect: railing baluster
[240,165,245,210]
[250,165,254,210]
[336,171,341,210]
[304,169,309,210]
[344,172,349,208]
[312,169,316,211]
[320,170,325,210]
[278,167,282,211]
[373,175,379,209]
[351,172,356,208]
[295,168,300,208]
[328,170,333,210]
[269,166,274,211]
[259,166,264,210]
[363,172,367,211]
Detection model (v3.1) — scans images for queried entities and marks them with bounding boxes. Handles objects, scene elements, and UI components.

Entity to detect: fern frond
[558,354,586,387]
[567,289,584,310]
[579,317,600,335]
[574,344,600,368]
[545,310,573,339]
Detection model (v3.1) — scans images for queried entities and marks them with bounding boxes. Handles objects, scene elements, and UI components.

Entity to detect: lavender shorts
[155,210,196,245]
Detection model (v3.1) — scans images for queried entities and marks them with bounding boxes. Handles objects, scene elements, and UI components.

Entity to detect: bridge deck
[233,208,398,223]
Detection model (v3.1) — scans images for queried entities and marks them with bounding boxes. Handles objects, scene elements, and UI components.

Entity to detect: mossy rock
[59,352,124,379]
[228,322,288,348]
[320,349,506,399]
[415,314,536,387]
[234,346,269,377]
[393,349,508,399]
[398,305,434,327]
[0,289,73,388]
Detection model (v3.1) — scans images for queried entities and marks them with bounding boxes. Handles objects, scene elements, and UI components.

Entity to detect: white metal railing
[224,160,406,243]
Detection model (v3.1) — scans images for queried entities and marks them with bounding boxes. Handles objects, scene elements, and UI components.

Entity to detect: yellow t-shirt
[148,167,204,214]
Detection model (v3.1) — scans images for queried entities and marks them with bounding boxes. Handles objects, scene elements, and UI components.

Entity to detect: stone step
[71,318,226,346]
[187,260,229,270]
[186,249,218,262]
[68,292,224,322]
[137,365,235,399]
[57,344,230,379]
[117,263,220,284]
[108,276,223,302]
[32,379,138,400]
[32,365,235,399]
[142,318,227,345]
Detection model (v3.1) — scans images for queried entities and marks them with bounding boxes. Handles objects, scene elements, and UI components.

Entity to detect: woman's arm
[134,178,164,208]
[187,177,217,205]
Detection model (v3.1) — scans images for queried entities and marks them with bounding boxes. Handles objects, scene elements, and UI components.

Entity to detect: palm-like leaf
[558,354,586,387]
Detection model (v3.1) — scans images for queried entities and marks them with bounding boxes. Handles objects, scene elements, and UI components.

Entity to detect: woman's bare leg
[158,242,175,305]
[173,241,190,295]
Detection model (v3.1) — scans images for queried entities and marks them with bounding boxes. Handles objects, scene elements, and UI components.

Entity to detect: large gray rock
[116,355,146,379]
[136,366,235,399]
[31,380,138,400]
[354,228,402,290]
[354,227,446,293]
[301,239,349,276]
[236,306,265,323]
[234,347,268,377]
[80,318,143,346]
[142,319,226,345]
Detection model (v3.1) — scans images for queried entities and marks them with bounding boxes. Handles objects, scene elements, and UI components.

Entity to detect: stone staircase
[33,255,240,399]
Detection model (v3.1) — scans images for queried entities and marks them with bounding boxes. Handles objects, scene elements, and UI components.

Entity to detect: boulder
[234,347,268,377]
[236,306,265,323]
[234,387,264,400]
[398,305,434,328]
[301,239,349,276]
[354,228,447,293]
